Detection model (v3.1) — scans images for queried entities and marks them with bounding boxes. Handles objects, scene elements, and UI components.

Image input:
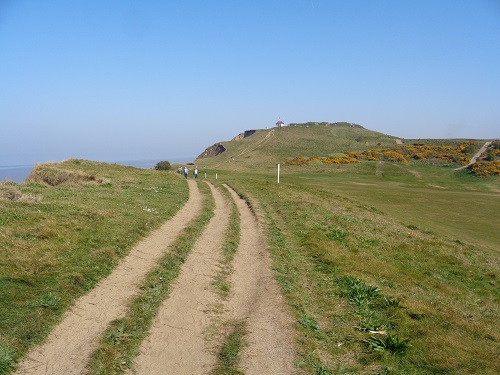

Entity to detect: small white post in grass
[277,163,280,184]
[216,173,218,180]
[205,173,207,178]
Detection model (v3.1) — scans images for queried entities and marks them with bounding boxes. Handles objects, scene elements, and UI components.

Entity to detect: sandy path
[15,179,298,374]
[15,179,202,375]
[454,141,492,170]
[132,183,298,374]
[224,185,298,375]
[132,182,230,374]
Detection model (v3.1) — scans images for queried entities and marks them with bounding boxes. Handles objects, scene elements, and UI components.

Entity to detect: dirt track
[223,185,296,374]
[15,179,297,374]
[132,182,229,373]
[454,141,492,170]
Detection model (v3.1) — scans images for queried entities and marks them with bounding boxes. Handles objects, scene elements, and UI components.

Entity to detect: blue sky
[1,0,499,166]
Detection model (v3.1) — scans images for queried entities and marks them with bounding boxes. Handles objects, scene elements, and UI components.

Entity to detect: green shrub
[336,276,381,308]
[485,149,496,162]
[154,161,171,171]
[463,144,476,155]
[364,335,411,355]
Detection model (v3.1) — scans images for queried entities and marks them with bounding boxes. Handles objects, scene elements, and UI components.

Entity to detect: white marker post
[216,173,218,180]
[277,163,280,184]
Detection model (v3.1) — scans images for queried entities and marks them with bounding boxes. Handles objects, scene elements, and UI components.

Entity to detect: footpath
[15,179,298,375]
[454,141,492,171]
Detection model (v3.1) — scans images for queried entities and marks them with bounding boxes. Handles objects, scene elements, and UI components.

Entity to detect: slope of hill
[195,122,483,171]
[191,124,499,373]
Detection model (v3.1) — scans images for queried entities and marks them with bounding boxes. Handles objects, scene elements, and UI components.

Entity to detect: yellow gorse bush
[400,145,469,164]
[470,162,500,176]
[285,144,473,166]
[285,157,310,166]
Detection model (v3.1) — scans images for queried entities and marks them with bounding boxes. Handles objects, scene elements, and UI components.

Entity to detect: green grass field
[212,159,499,374]
[195,124,498,373]
[1,124,498,374]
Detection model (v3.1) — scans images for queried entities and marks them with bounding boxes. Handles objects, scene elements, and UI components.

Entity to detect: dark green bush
[463,144,476,155]
[485,149,496,161]
[154,161,171,171]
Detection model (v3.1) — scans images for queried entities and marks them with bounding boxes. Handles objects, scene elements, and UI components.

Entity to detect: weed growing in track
[212,320,247,375]
[212,184,241,300]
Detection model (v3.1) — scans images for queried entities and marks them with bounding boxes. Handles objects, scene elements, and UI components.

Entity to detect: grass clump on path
[211,184,241,300]
[212,320,248,375]
[0,159,188,375]
[208,183,248,375]
[87,181,215,374]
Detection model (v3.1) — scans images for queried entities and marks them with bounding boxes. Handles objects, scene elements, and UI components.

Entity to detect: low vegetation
[0,182,41,203]
[286,142,500,175]
[0,159,188,374]
[205,125,498,374]
[212,320,247,375]
[210,185,246,375]
[26,161,110,185]
[212,185,241,299]
[221,164,498,374]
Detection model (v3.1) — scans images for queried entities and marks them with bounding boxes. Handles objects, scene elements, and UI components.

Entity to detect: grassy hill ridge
[195,122,491,171]
[193,122,499,373]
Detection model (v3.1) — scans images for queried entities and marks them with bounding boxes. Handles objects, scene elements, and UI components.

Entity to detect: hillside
[194,122,486,171]
[2,149,498,373]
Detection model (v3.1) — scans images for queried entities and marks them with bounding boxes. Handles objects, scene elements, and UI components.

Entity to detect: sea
[0,157,195,184]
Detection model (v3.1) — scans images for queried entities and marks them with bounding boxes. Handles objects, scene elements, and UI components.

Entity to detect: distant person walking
[178,167,182,174]
[194,168,198,178]
[184,167,188,178]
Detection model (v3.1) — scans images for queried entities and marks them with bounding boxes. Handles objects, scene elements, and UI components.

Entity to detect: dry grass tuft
[0,183,42,203]
[26,163,110,186]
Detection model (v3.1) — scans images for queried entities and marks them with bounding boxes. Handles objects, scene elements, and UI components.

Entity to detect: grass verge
[222,172,499,374]
[86,180,215,374]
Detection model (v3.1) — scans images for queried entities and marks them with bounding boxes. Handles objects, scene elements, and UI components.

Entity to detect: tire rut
[131,183,298,374]
[132,182,230,374]
[15,179,202,375]
[223,185,298,375]
[15,179,298,375]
